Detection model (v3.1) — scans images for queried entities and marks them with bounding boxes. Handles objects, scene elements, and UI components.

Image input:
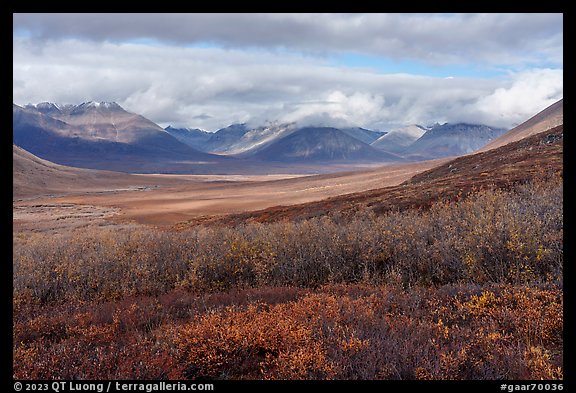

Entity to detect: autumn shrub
[13,283,563,380]
[13,177,562,308]
[13,228,196,305]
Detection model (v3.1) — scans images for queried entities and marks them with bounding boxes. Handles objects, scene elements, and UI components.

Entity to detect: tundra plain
[14,159,449,231]
[13,102,563,381]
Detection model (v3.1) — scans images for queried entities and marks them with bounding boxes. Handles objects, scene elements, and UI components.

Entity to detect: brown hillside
[13,144,105,198]
[181,125,562,227]
[479,99,563,152]
[13,145,184,199]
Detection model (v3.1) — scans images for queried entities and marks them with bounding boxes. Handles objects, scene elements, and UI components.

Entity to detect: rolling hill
[12,144,211,200]
[13,144,135,198]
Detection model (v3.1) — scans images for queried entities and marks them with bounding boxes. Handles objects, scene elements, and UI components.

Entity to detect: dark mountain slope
[403,123,506,159]
[165,126,213,150]
[339,127,386,145]
[251,127,401,163]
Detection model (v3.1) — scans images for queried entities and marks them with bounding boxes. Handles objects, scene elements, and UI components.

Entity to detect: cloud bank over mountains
[13,13,563,131]
[13,13,563,66]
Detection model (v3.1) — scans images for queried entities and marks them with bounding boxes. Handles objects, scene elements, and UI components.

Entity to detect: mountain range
[165,119,505,163]
[164,123,387,156]
[401,123,506,160]
[248,127,399,163]
[13,98,563,208]
[199,100,563,226]
[14,100,516,174]
[13,102,223,173]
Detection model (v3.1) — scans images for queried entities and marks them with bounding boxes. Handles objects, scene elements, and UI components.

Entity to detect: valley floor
[13,159,448,229]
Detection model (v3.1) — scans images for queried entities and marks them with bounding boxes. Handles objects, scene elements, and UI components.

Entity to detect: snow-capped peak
[36,102,60,110]
[26,102,63,114]
[76,101,123,111]
[21,101,126,117]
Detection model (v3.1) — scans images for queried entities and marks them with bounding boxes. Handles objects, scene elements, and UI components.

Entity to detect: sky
[13,13,563,131]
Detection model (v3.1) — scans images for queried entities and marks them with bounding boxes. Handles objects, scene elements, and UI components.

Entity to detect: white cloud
[13,37,563,131]
[447,69,564,128]
[276,91,386,128]
[475,69,564,126]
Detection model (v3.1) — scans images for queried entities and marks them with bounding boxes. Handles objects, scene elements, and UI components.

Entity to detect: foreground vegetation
[13,177,563,379]
[14,283,562,380]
